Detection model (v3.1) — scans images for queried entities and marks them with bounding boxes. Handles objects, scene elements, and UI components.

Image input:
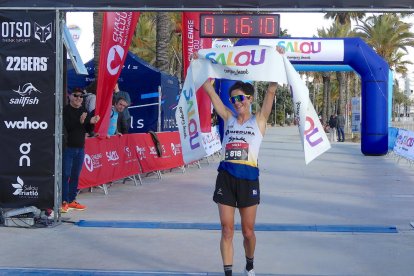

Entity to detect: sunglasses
[229,94,251,104]
[72,94,84,98]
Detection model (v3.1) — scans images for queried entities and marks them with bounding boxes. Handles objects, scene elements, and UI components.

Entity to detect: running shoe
[245,269,255,276]
[60,202,69,213]
[68,201,87,211]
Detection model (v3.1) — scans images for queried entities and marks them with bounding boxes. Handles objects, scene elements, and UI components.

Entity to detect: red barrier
[79,132,184,189]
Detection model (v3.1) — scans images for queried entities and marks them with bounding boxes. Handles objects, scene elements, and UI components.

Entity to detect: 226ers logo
[225,142,249,161]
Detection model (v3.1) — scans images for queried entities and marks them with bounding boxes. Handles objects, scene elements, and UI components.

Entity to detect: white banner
[201,125,222,157]
[393,128,414,161]
[175,45,330,164]
[260,39,344,62]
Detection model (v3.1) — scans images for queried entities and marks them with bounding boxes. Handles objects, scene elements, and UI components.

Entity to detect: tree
[324,12,365,25]
[355,13,414,74]
[155,12,171,73]
[317,22,353,120]
[92,12,103,82]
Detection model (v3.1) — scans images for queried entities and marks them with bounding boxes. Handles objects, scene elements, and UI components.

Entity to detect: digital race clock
[200,14,280,38]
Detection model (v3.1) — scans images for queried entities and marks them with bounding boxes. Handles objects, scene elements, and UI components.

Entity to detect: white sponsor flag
[175,45,330,165]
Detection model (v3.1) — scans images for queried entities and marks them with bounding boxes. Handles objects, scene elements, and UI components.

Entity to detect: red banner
[130,132,184,173]
[182,12,212,133]
[79,132,185,189]
[95,12,140,136]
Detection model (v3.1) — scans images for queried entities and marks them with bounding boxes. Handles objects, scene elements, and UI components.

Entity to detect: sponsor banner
[351,97,361,133]
[260,38,344,62]
[182,12,212,133]
[0,11,56,208]
[175,45,330,164]
[79,132,184,188]
[95,12,140,136]
[393,128,414,161]
[130,132,184,173]
[79,135,141,189]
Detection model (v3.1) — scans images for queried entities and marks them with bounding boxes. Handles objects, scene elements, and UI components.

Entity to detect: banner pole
[54,10,64,224]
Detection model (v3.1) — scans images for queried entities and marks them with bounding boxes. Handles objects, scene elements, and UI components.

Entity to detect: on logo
[19,142,31,167]
[107,45,124,76]
[34,22,52,43]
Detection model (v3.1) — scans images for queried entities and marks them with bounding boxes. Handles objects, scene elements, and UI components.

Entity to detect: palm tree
[324,12,365,25]
[130,12,157,64]
[156,12,170,73]
[92,12,103,82]
[317,22,353,120]
[355,13,414,74]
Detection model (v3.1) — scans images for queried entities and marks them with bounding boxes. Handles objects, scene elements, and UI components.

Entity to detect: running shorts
[213,169,260,208]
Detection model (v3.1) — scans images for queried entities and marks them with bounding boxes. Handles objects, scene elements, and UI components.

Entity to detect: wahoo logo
[205,48,266,66]
[34,22,52,43]
[4,117,48,130]
[107,45,124,76]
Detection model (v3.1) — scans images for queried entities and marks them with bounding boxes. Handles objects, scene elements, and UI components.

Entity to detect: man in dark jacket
[336,111,345,142]
[328,114,337,143]
[62,88,100,213]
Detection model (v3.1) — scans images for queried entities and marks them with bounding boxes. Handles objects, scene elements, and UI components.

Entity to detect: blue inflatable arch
[233,37,389,156]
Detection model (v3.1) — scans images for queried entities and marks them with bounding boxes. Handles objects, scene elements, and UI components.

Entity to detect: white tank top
[221,115,263,167]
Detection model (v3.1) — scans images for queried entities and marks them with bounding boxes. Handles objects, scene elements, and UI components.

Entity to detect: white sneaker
[245,268,255,276]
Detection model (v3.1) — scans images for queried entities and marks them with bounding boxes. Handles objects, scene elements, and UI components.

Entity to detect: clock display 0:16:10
[200,14,280,38]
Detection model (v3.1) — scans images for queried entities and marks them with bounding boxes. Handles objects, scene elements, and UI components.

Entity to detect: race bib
[225,142,249,161]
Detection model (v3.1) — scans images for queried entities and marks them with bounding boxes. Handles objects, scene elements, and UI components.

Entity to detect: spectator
[62,88,100,213]
[107,97,129,136]
[84,82,97,115]
[336,111,345,142]
[328,114,337,143]
[113,82,132,133]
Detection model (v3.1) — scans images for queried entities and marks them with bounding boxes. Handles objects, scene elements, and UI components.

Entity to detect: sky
[65,12,414,87]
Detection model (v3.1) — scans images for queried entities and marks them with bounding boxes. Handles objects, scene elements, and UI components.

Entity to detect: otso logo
[1,22,31,38]
[1,21,53,43]
[6,56,48,72]
[4,117,48,130]
[34,22,52,43]
[84,154,93,172]
[106,45,124,76]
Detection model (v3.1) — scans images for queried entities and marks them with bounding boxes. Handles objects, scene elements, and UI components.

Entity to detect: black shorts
[213,170,260,208]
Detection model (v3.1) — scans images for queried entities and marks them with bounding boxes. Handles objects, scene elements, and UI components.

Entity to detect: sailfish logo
[13,83,42,96]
